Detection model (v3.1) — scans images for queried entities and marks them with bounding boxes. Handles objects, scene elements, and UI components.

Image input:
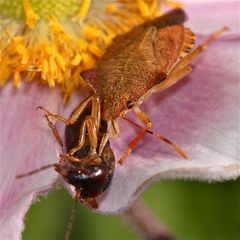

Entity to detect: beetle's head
[55,147,115,208]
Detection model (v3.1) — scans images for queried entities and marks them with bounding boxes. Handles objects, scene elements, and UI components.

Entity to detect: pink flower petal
[1,1,239,238]
[0,84,62,239]
[183,0,240,34]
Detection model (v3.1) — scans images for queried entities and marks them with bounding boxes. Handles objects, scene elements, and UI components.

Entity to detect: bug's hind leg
[118,106,152,165]
[154,27,228,92]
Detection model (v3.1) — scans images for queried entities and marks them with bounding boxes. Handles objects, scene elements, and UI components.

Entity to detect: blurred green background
[23,179,240,240]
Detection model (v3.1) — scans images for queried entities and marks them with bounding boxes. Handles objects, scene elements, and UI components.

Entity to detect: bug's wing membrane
[153,25,195,73]
[151,25,195,92]
[103,9,187,61]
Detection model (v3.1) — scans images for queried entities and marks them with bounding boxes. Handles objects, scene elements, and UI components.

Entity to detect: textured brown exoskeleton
[38,8,228,164]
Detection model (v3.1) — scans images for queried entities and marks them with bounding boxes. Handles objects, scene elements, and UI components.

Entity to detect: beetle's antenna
[16,163,58,178]
[64,198,78,240]
[122,117,188,160]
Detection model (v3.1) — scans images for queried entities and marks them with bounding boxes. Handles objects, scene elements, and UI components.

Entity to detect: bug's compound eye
[126,100,134,109]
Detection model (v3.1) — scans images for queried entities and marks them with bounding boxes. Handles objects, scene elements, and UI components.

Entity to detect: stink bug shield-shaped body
[81,8,228,164]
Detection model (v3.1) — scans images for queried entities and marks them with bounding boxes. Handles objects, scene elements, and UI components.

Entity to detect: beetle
[39,8,228,164]
[17,98,115,209]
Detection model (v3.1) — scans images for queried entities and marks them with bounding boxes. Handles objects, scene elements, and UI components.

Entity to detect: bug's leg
[91,95,101,132]
[68,96,100,156]
[155,27,228,92]
[61,116,99,162]
[37,95,93,125]
[118,107,152,165]
[98,120,112,155]
[175,27,228,70]
[85,116,98,155]
[122,116,188,160]
[68,119,87,155]
[44,114,64,149]
[154,65,192,92]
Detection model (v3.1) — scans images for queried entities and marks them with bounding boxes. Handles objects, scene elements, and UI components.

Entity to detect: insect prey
[17,98,115,209]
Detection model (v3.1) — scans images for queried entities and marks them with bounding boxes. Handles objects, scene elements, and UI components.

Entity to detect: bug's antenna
[122,117,188,160]
[64,198,79,240]
[16,163,58,178]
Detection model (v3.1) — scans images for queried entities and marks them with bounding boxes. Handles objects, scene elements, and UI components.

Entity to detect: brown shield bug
[35,9,228,167]
[79,8,228,164]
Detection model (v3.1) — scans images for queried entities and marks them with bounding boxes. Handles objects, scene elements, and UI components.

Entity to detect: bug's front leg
[68,96,101,156]
[37,95,93,125]
[118,106,152,165]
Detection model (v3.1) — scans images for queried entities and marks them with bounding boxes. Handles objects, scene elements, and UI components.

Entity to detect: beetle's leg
[118,107,152,164]
[37,95,93,125]
[155,27,228,92]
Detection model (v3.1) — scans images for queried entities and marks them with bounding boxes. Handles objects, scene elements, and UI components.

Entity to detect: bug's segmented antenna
[16,163,58,178]
[64,198,79,240]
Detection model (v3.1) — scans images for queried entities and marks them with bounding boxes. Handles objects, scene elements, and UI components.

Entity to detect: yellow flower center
[0,0,182,102]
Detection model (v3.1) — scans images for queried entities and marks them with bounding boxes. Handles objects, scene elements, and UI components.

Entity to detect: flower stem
[124,200,175,240]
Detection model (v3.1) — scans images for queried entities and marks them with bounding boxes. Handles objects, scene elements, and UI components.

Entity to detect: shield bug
[79,8,228,164]
[36,9,228,166]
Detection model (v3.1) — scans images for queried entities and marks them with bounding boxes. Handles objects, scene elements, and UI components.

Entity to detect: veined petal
[0,83,62,239]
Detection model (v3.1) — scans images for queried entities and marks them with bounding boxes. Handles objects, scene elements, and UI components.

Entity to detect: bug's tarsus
[16,163,58,178]
[122,117,188,160]
[64,197,78,240]
[204,26,229,47]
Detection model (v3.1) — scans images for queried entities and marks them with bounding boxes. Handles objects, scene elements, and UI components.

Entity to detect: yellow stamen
[76,0,92,20]
[164,0,184,8]
[71,54,82,66]
[137,0,150,18]
[83,26,102,41]
[0,0,175,101]
[106,4,117,14]
[23,0,38,29]
[88,44,104,58]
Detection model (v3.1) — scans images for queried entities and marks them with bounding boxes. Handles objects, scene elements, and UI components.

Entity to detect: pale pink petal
[96,34,240,213]
[1,1,239,238]
[183,0,240,34]
[0,84,63,239]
